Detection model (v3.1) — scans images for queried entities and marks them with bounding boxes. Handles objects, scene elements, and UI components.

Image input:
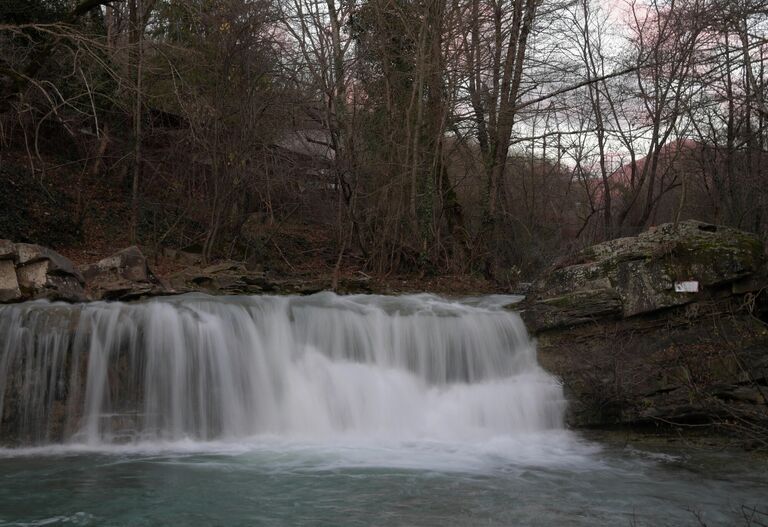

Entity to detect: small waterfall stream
[0,293,565,446]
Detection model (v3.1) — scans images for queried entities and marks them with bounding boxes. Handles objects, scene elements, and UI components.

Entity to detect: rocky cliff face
[518,221,768,440]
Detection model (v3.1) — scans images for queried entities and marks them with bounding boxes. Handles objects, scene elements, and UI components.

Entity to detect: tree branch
[71,0,124,21]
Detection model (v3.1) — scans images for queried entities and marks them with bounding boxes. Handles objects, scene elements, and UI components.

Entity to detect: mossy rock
[524,221,766,325]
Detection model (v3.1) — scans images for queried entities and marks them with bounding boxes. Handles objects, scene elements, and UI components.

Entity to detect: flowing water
[0,294,765,526]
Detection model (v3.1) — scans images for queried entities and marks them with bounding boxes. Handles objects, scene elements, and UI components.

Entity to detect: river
[0,294,765,526]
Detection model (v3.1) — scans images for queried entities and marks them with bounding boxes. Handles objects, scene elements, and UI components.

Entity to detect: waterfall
[0,293,565,446]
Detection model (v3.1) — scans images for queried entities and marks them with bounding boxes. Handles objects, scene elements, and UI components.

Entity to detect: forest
[1,0,766,286]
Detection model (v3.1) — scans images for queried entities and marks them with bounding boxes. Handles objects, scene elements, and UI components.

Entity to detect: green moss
[650,229,764,284]
[543,294,580,308]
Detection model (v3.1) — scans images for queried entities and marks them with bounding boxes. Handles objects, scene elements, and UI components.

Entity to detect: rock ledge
[516,221,768,437]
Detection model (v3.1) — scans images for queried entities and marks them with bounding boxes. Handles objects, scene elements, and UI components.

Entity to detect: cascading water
[0,293,565,446]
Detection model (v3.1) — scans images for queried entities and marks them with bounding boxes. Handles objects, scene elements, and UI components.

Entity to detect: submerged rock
[518,221,768,438]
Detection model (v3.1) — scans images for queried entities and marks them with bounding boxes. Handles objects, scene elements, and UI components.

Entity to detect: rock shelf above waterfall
[0,241,378,303]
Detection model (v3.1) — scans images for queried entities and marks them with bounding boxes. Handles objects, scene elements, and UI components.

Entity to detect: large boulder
[522,221,764,332]
[0,259,21,302]
[80,246,170,301]
[0,241,85,302]
[517,221,768,438]
[0,240,22,302]
[16,243,83,277]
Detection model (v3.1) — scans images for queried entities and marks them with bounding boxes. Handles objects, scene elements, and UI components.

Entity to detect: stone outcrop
[517,221,768,436]
[522,221,764,333]
[0,241,85,302]
[168,262,372,296]
[0,259,21,302]
[168,261,275,295]
[80,246,171,301]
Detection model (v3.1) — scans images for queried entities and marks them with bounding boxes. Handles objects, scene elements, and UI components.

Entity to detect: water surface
[1,435,766,526]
